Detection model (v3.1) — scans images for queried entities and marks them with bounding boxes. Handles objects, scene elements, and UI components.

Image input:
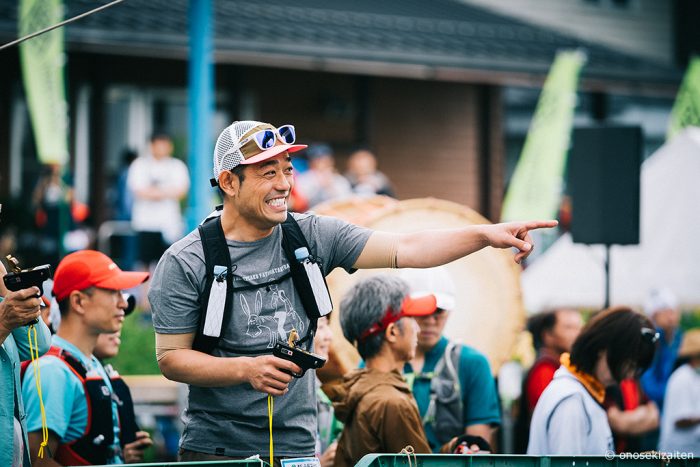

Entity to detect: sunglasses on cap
[234,124,296,153]
[641,327,660,344]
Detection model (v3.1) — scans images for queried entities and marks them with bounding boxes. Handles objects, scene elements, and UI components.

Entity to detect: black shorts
[136,231,168,264]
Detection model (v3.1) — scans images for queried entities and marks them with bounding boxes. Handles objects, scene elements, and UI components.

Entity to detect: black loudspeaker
[568,126,642,245]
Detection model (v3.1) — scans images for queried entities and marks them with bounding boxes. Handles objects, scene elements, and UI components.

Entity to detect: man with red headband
[22,250,148,466]
[149,120,557,461]
[327,274,434,466]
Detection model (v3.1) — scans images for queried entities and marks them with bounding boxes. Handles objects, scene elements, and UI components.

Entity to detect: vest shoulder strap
[194,213,323,353]
[281,213,321,347]
[193,215,234,353]
[46,346,88,379]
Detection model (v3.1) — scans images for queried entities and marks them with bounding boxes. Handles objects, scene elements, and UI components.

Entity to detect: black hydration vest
[44,347,119,466]
[103,363,140,446]
[193,212,329,354]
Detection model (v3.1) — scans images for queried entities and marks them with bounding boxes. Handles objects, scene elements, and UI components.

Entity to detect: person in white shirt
[295,143,351,208]
[127,133,190,268]
[528,307,657,455]
[659,329,700,455]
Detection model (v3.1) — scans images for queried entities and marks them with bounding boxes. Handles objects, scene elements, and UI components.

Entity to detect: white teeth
[267,198,286,207]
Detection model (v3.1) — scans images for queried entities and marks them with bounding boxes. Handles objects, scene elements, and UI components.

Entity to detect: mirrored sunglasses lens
[278,125,296,144]
[254,130,276,149]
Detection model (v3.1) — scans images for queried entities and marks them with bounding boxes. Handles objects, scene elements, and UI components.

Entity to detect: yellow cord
[268,394,274,466]
[27,325,49,458]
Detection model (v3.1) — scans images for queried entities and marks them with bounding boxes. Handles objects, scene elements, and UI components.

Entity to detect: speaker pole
[604,245,611,309]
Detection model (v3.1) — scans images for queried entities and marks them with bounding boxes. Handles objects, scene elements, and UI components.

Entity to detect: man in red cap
[324,274,435,467]
[22,250,148,466]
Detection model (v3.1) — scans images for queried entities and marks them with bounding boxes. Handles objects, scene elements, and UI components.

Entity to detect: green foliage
[104,309,160,375]
[681,308,700,330]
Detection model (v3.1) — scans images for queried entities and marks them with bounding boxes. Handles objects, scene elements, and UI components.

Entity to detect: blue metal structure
[186,0,214,230]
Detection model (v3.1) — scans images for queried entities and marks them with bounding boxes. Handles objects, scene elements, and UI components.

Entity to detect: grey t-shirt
[150,212,371,457]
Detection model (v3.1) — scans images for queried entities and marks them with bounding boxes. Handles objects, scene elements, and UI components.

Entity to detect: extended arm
[354,220,557,269]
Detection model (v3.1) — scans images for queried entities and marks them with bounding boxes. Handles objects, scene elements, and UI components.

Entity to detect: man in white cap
[399,267,500,452]
[640,287,683,413]
[149,120,556,461]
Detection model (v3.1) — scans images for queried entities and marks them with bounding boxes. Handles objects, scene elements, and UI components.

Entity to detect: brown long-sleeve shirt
[325,368,431,467]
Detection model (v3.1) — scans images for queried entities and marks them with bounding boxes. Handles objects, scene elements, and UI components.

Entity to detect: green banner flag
[667,56,700,141]
[501,50,586,222]
[19,0,69,165]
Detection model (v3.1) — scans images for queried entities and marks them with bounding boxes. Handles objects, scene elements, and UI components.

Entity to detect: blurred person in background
[659,329,700,455]
[313,316,341,467]
[295,143,352,207]
[127,133,190,272]
[604,378,659,452]
[325,274,434,467]
[399,267,500,452]
[640,287,683,412]
[108,149,139,270]
[515,308,582,452]
[31,164,74,267]
[344,148,394,197]
[1,259,50,467]
[94,329,153,462]
[527,307,657,455]
[22,250,148,466]
[640,287,683,449]
[112,149,138,223]
[523,309,583,412]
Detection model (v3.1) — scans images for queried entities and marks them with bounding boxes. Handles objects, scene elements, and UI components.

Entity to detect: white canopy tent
[522,127,700,312]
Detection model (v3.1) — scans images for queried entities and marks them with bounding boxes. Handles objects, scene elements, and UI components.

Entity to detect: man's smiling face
[235,153,295,230]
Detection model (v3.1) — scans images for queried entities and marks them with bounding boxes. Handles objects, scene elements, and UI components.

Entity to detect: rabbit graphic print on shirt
[230,262,307,350]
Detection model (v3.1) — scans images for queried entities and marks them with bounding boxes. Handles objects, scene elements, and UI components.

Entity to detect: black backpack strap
[110,376,140,446]
[281,213,321,348]
[193,215,234,353]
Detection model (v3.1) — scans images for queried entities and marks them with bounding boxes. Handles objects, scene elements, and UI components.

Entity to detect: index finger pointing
[524,220,558,231]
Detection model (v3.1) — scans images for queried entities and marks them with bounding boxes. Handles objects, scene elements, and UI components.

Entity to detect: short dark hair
[570,306,656,383]
[230,165,246,183]
[150,132,171,143]
[217,165,247,198]
[527,310,558,351]
[57,297,70,316]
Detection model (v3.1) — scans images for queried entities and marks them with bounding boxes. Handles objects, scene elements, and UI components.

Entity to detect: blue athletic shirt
[404,336,501,452]
[21,335,123,464]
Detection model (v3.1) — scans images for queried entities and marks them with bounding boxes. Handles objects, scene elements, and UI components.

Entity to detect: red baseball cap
[358,293,437,341]
[53,250,149,301]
